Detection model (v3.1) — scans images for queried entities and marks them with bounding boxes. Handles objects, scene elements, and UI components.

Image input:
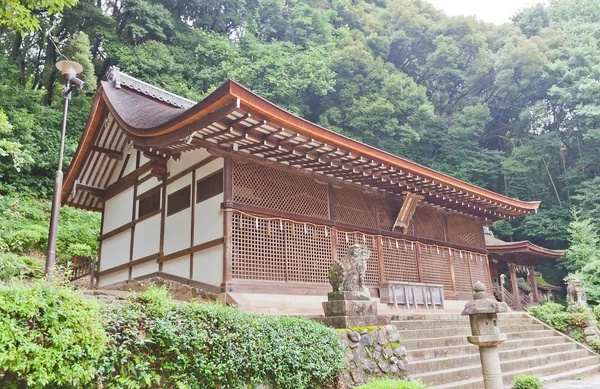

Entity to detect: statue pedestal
[319,299,390,328]
[319,244,390,328]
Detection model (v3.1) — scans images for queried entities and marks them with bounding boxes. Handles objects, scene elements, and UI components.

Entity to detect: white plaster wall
[98,269,129,288]
[163,173,192,255]
[133,214,161,259]
[194,195,223,244]
[103,187,134,233]
[99,230,131,271]
[194,158,224,245]
[162,255,190,279]
[137,176,160,196]
[192,244,223,286]
[167,173,192,194]
[122,151,138,176]
[167,148,211,176]
[138,153,150,166]
[164,209,191,254]
[131,260,159,278]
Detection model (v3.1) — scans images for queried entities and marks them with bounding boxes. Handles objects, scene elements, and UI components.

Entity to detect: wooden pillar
[189,169,196,279]
[529,266,540,303]
[509,264,522,310]
[415,242,424,283]
[447,248,456,293]
[373,196,385,283]
[328,184,338,262]
[222,157,233,285]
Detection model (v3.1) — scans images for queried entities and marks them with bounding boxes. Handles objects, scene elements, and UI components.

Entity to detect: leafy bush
[0,195,100,260]
[0,253,44,280]
[99,287,346,389]
[512,374,542,389]
[528,302,592,342]
[355,378,428,389]
[0,280,106,388]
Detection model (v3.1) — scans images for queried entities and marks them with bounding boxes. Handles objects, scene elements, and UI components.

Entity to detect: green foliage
[563,211,599,273]
[0,253,44,280]
[512,374,542,389]
[0,280,106,388]
[355,378,427,389]
[99,287,345,389]
[0,0,78,34]
[0,195,100,260]
[528,302,592,338]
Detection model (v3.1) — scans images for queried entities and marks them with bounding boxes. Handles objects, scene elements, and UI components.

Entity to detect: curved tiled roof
[62,67,542,220]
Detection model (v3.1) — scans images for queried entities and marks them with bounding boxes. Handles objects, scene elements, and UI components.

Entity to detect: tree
[0,0,78,34]
[563,210,599,273]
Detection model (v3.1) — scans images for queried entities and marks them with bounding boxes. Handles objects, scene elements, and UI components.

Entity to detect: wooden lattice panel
[332,187,377,229]
[232,161,329,219]
[232,213,287,281]
[469,254,491,292]
[447,214,484,249]
[336,231,380,285]
[285,223,333,283]
[414,206,446,241]
[419,244,453,290]
[375,196,402,232]
[381,237,419,282]
[452,251,473,293]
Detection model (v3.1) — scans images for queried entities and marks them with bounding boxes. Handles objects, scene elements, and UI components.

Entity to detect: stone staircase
[392,312,600,388]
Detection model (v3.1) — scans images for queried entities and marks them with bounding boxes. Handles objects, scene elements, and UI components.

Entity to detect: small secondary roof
[485,234,565,264]
[62,67,541,221]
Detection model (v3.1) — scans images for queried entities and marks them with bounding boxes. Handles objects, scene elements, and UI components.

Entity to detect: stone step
[409,343,582,374]
[407,336,568,360]
[539,364,600,385]
[390,312,527,321]
[401,329,556,350]
[435,363,600,389]
[414,351,597,387]
[501,355,600,386]
[398,324,544,340]
[393,317,533,330]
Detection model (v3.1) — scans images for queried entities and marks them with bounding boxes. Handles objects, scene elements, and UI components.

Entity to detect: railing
[69,257,96,285]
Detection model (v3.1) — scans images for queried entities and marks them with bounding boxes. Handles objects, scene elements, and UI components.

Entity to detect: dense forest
[1,0,600,285]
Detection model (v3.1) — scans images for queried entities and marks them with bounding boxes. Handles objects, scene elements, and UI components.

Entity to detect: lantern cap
[56,61,83,77]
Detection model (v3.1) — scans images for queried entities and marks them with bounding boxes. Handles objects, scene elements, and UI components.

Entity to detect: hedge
[0,283,346,389]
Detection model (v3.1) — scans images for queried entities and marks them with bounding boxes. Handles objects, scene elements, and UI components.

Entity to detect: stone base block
[315,315,391,328]
[327,291,370,301]
[323,300,378,317]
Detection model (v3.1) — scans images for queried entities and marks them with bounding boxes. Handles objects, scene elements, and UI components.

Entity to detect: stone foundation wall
[338,325,408,387]
[105,277,219,302]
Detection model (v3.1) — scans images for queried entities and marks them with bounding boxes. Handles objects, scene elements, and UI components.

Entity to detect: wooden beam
[75,182,106,198]
[90,145,123,160]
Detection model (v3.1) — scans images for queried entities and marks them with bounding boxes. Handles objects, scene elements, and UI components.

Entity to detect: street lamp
[45,60,85,277]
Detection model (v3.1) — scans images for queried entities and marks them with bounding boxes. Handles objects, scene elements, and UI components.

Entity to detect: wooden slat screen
[381,237,419,282]
[414,206,445,241]
[419,244,453,290]
[138,189,160,218]
[447,214,484,249]
[232,161,329,219]
[167,185,190,216]
[197,170,223,203]
[332,187,377,229]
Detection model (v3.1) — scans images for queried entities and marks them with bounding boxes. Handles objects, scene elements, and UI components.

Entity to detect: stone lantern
[462,281,508,389]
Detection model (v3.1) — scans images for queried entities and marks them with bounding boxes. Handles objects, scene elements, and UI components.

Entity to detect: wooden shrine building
[485,229,564,310]
[62,67,541,308]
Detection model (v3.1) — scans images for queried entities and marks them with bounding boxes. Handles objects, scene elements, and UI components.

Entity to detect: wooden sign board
[393,191,424,233]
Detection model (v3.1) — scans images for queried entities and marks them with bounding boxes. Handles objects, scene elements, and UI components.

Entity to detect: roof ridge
[106,66,196,109]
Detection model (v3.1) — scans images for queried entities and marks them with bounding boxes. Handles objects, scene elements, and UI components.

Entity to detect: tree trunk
[42,35,58,106]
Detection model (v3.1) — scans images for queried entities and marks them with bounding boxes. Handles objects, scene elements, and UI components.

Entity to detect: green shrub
[355,378,428,389]
[0,253,44,280]
[0,195,100,259]
[528,302,593,334]
[512,374,542,389]
[99,287,346,389]
[0,280,106,388]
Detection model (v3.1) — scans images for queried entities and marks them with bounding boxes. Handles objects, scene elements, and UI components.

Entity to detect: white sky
[425,0,548,25]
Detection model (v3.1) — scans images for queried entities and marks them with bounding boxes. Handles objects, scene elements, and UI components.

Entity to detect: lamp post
[45,60,85,277]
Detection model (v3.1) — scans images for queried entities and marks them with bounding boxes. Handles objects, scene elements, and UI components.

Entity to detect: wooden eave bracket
[393,191,424,233]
